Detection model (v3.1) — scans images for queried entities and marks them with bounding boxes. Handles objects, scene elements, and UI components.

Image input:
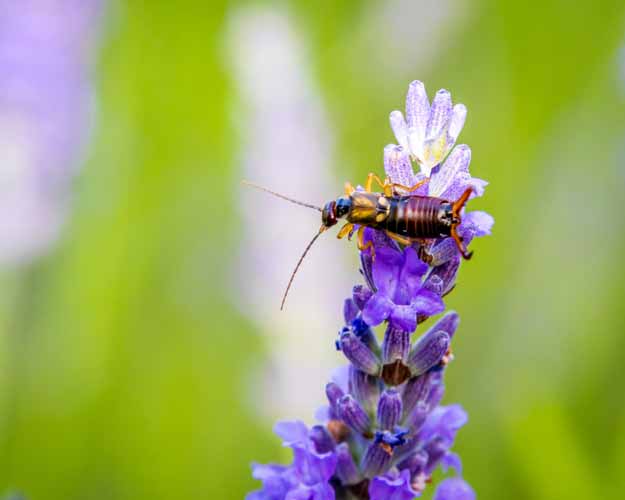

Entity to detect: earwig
[243,173,474,309]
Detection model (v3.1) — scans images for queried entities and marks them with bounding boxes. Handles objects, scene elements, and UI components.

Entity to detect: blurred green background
[1,0,625,499]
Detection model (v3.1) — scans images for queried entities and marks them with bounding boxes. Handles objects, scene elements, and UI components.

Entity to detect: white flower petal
[448,103,467,143]
[389,110,409,151]
[428,144,471,198]
[426,89,452,141]
[405,80,429,138]
[422,129,449,173]
[407,125,425,161]
[384,144,417,187]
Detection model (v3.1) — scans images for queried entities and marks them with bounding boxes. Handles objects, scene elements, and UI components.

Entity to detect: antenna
[281,226,326,310]
[242,180,322,212]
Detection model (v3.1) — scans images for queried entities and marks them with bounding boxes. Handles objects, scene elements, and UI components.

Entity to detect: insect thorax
[347,192,390,226]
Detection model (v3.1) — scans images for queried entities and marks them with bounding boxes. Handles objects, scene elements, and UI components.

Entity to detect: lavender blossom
[384,81,493,265]
[389,81,466,176]
[0,1,103,263]
[248,81,491,499]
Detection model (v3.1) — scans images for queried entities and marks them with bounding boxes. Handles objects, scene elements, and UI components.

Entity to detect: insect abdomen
[386,196,449,238]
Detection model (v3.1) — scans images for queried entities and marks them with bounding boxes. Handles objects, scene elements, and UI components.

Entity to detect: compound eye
[335,198,351,217]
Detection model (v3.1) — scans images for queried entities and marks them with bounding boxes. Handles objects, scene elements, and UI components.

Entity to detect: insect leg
[391,178,430,194]
[344,181,355,196]
[385,230,413,246]
[365,173,392,195]
[337,223,354,239]
[357,226,375,259]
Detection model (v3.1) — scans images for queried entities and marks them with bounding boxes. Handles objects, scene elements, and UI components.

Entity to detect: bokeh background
[1,1,625,499]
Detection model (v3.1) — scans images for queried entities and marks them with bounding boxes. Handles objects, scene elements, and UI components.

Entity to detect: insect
[243,173,473,309]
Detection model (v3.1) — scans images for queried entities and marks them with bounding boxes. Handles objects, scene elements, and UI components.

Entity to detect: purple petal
[330,365,350,392]
[441,451,462,474]
[426,311,460,340]
[447,103,467,145]
[251,462,290,481]
[343,298,359,324]
[338,330,381,375]
[424,258,460,296]
[440,173,487,203]
[401,372,437,417]
[388,304,418,332]
[407,330,450,375]
[467,177,488,197]
[428,238,459,267]
[404,401,430,432]
[389,112,409,152]
[335,442,361,485]
[384,144,417,188]
[292,445,337,485]
[361,442,393,478]
[338,394,371,435]
[247,462,297,500]
[411,288,445,316]
[395,247,429,303]
[352,285,373,310]
[426,89,452,140]
[349,366,381,414]
[419,405,468,445]
[285,483,336,500]
[309,426,335,454]
[433,478,476,500]
[377,389,403,430]
[362,292,394,327]
[274,421,309,447]
[382,325,411,363]
[361,229,400,291]
[314,405,331,423]
[405,80,429,133]
[372,246,404,297]
[459,210,494,240]
[428,144,471,198]
[368,469,417,500]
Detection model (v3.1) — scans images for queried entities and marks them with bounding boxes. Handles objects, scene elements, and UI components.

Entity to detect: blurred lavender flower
[0,1,103,263]
[248,81,488,499]
[230,6,351,421]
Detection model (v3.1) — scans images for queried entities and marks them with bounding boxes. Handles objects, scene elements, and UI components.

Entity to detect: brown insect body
[342,192,455,239]
[243,175,473,310]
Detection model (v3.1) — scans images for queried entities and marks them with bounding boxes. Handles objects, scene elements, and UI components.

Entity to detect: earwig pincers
[242,174,474,309]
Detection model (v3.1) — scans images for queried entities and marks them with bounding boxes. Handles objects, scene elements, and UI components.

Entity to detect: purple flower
[247,421,337,500]
[0,1,103,263]
[360,239,444,332]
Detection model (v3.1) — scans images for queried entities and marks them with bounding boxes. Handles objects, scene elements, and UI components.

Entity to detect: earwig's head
[322,196,351,228]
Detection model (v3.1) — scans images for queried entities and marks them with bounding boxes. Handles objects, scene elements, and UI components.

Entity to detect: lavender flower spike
[249,80,489,499]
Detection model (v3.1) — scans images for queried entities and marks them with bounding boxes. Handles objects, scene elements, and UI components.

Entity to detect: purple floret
[360,237,444,332]
[368,469,418,500]
[433,477,476,500]
[247,421,337,500]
